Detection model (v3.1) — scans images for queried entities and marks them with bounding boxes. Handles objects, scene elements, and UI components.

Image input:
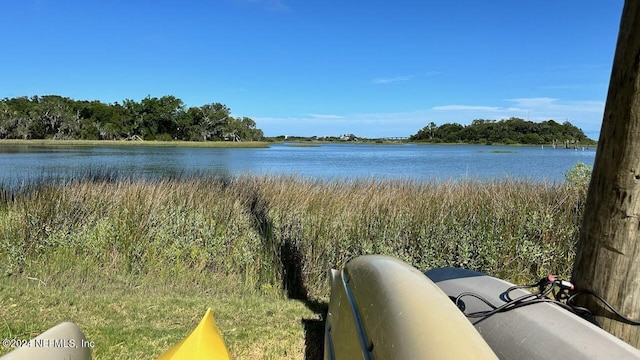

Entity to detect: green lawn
[0,274,324,359]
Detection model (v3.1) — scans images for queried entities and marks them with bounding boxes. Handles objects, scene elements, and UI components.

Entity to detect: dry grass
[249,176,583,296]
[1,173,586,295]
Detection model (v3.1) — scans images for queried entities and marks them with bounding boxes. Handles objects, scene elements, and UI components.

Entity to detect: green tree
[411,118,594,145]
[239,117,263,141]
[134,95,185,140]
[197,103,230,141]
[80,100,122,140]
[409,125,430,141]
[522,133,543,144]
[122,99,145,139]
[562,120,588,142]
[435,123,464,143]
[0,101,17,138]
[3,97,39,139]
[0,95,264,142]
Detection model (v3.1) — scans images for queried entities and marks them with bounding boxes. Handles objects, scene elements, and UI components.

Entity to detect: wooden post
[572,0,640,347]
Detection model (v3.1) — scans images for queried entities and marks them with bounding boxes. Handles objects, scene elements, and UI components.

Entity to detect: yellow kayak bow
[157,308,231,360]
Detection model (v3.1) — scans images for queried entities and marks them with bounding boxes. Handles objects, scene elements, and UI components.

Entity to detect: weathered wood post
[572,0,640,347]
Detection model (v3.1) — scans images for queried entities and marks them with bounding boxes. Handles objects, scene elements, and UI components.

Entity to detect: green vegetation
[410,118,596,145]
[0,95,264,142]
[0,276,316,359]
[0,166,591,358]
[0,139,270,148]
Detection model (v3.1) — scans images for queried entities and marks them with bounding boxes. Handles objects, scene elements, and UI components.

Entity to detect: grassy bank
[0,139,270,148]
[0,275,318,359]
[0,172,588,358]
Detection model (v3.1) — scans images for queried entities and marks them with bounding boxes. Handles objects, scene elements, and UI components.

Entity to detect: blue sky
[1,0,624,139]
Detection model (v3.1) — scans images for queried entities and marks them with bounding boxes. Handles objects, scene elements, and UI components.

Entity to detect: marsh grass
[251,176,583,296]
[0,171,589,358]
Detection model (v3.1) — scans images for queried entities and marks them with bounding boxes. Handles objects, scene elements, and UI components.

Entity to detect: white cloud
[430,98,604,138]
[304,113,344,119]
[538,83,606,90]
[432,105,524,112]
[431,98,603,123]
[371,72,438,85]
[506,97,605,137]
[371,75,414,84]
[506,97,604,113]
[506,97,558,107]
[252,97,605,139]
[254,112,421,138]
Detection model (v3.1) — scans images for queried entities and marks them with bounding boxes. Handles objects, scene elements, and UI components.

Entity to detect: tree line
[0,95,264,141]
[410,117,595,145]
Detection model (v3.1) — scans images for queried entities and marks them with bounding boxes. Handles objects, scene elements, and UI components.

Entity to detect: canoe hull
[324,255,497,359]
[0,322,91,360]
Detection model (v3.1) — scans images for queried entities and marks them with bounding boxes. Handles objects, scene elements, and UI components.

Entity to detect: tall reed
[250,176,582,298]
[0,176,262,288]
[0,171,587,300]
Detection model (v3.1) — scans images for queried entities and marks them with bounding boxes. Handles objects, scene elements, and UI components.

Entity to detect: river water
[0,143,596,185]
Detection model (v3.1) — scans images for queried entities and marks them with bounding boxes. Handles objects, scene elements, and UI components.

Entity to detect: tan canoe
[324,255,498,359]
[0,322,91,360]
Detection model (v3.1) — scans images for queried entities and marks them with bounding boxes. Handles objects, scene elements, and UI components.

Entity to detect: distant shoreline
[0,138,597,149]
[0,139,270,148]
[277,138,597,148]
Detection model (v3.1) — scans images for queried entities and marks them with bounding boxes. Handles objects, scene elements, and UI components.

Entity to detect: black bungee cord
[454,274,640,326]
[566,289,640,326]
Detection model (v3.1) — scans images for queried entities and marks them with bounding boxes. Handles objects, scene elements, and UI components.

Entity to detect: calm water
[0,143,596,185]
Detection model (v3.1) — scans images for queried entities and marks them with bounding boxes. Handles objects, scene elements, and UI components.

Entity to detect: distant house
[340,134,358,141]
